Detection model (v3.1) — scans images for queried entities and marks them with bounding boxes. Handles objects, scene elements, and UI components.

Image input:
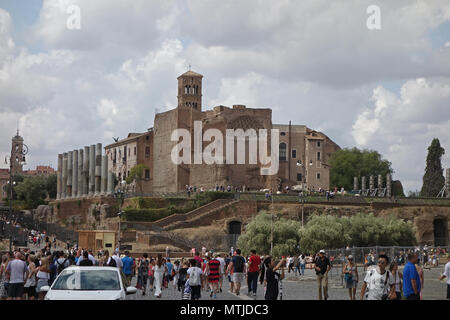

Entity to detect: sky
[0,0,449,194]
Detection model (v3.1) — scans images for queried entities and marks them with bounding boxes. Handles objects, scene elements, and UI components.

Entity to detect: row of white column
[56,143,114,200]
[353,173,392,197]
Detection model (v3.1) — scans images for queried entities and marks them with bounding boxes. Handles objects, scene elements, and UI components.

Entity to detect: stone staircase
[152,199,234,229]
[163,200,240,231]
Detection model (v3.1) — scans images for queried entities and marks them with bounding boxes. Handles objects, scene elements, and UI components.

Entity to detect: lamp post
[296,160,312,227]
[270,189,274,256]
[117,210,124,252]
[5,142,28,251]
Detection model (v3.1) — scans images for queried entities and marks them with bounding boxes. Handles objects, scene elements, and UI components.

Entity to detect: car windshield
[52,269,121,291]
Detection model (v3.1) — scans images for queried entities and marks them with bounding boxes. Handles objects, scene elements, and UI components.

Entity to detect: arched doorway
[433,218,448,246]
[229,221,242,235]
[228,221,242,249]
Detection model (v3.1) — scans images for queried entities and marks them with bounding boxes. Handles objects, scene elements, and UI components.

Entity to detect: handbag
[381,272,390,300]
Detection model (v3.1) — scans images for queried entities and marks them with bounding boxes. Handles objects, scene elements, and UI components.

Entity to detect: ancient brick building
[108,70,340,193]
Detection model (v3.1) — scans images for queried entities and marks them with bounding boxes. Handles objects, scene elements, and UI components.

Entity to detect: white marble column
[89,145,95,196]
[72,149,78,198]
[83,146,90,196]
[77,149,83,198]
[57,154,62,200]
[62,153,68,199]
[95,143,102,196]
[101,155,108,195]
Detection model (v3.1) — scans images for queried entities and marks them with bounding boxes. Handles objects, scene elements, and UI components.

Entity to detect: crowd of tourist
[1,240,449,301]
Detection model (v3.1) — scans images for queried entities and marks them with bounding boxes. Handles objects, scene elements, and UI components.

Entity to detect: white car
[41,266,137,300]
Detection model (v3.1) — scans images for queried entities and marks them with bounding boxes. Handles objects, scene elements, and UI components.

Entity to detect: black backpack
[56,259,68,274]
[234,256,245,272]
[108,257,117,267]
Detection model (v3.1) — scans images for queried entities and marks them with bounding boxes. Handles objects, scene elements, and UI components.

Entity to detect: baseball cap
[348,255,353,259]
[319,250,325,254]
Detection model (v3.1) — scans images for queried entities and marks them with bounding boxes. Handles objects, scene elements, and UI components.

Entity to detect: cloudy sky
[0,0,449,193]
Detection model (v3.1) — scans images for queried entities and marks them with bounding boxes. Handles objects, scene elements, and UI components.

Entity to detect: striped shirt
[208,259,220,282]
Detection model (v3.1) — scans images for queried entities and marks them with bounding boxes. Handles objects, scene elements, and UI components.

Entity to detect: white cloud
[352,78,450,192]
[0,0,449,194]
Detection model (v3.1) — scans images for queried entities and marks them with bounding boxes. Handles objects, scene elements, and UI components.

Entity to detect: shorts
[36,279,49,293]
[24,286,37,297]
[191,285,201,300]
[8,283,24,298]
[233,272,244,284]
[345,280,358,289]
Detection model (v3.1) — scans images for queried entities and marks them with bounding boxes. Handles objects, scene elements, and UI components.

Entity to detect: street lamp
[296,160,312,227]
[117,210,125,252]
[5,142,28,251]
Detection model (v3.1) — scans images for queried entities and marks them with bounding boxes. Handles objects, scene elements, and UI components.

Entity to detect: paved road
[126,265,448,300]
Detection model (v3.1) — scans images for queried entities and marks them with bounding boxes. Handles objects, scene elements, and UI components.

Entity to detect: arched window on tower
[279,143,287,161]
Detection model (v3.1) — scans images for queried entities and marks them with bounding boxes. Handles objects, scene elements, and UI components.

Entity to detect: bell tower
[11,129,25,175]
[177,70,203,111]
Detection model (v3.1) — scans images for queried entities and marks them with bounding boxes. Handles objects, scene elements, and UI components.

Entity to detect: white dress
[154,265,165,296]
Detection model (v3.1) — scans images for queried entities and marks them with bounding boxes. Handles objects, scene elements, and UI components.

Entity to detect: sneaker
[219,288,222,293]
[236,292,240,296]
[210,291,213,297]
[213,293,217,299]
[253,292,256,297]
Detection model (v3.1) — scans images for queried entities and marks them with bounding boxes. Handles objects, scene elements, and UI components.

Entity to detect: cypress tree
[420,138,445,197]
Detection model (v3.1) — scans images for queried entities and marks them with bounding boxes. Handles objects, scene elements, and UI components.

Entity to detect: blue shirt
[403,262,421,297]
[121,256,134,275]
[166,262,173,275]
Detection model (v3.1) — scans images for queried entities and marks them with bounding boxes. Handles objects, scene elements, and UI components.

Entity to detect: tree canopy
[237,211,416,257]
[13,174,56,209]
[420,138,445,197]
[329,147,393,191]
[237,211,302,257]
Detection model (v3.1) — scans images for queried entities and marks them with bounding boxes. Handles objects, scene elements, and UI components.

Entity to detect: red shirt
[248,255,261,273]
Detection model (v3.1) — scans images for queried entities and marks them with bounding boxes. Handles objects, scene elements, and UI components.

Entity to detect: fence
[0,210,78,246]
[324,245,450,285]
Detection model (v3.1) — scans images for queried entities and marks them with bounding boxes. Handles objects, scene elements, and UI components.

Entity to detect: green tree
[126,164,150,194]
[420,138,445,197]
[3,174,25,201]
[299,213,416,252]
[237,211,302,257]
[45,174,57,199]
[329,147,393,191]
[14,175,49,209]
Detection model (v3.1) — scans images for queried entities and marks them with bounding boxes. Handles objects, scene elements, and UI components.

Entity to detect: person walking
[177,260,189,293]
[5,252,29,300]
[24,254,37,300]
[403,252,421,300]
[299,253,306,276]
[342,255,358,300]
[121,251,134,286]
[360,254,395,300]
[54,251,70,276]
[172,260,180,290]
[216,253,225,293]
[79,251,93,266]
[0,255,9,300]
[314,250,331,300]
[227,249,246,296]
[35,256,50,300]
[247,250,261,297]
[261,256,286,300]
[438,255,450,300]
[415,258,424,299]
[154,254,166,298]
[205,254,220,299]
[187,258,203,300]
[107,250,123,270]
[148,258,155,292]
[389,262,403,300]
[136,253,149,295]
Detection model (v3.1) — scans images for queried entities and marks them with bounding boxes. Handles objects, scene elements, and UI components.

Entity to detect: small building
[77,230,116,253]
